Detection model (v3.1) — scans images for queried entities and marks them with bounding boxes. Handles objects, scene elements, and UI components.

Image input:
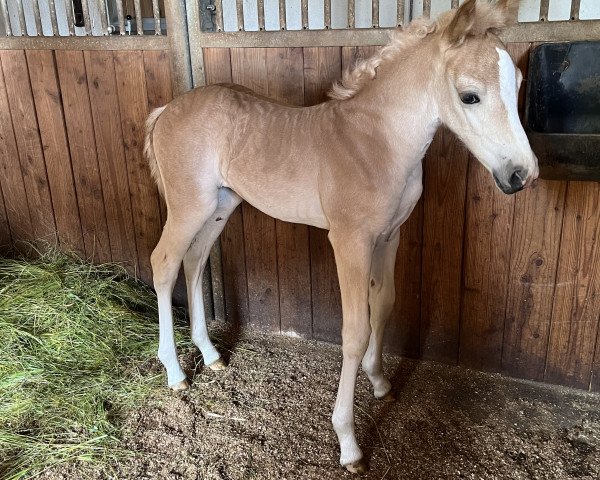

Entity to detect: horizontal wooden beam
[196,20,600,48]
[0,35,169,51]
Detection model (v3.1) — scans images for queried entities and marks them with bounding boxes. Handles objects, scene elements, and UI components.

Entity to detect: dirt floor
[43,323,599,480]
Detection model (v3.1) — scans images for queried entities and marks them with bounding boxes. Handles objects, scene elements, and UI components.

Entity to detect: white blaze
[496,47,530,150]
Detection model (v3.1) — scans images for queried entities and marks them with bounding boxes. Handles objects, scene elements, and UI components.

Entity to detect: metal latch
[200,0,217,32]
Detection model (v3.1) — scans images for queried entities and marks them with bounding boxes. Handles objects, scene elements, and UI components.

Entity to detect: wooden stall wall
[205,44,600,392]
[0,49,172,288]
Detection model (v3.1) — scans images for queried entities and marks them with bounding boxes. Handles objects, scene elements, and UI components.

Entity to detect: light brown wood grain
[84,50,138,271]
[266,47,312,337]
[459,157,515,371]
[143,50,172,227]
[502,181,566,380]
[420,128,469,363]
[55,50,111,263]
[27,50,85,256]
[0,52,34,251]
[230,47,281,332]
[545,182,600,389]
[114,50,163,286]
[1,50,57,244]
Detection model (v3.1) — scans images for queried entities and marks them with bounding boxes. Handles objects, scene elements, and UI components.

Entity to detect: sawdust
[38,323,600,480]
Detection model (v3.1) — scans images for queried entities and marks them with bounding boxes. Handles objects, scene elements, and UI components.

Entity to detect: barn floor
[44,323,599,480]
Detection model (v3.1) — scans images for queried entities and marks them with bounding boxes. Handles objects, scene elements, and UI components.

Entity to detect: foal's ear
[444,0,521,47]
[444,0,478,47]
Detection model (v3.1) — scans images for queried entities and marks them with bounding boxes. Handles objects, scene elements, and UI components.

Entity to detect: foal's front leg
[362,232,400,400]
[329,232,374,474]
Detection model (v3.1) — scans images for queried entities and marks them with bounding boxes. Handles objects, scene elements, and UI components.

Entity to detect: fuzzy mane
[328,0,517,101]
[328,17,441,101]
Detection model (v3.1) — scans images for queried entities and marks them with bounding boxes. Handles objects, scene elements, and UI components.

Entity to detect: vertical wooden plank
[55,50,111,263]
[204,47,249,325]
[85,50,138,271]
[230,47,280,332]
[303,46,342,342]
[592,329,600,391]
[420,128,469,363]
[545,182,600,389]
[27,50,86,256]
[0,53,34,249]
[266,47,312,337]
[501,42,567,381]
[114,50,163,286]
[1,50,57,244]
[503,181,566,380]
[143,50,173,227]
[386,199,423,357]
[459,157,515,372]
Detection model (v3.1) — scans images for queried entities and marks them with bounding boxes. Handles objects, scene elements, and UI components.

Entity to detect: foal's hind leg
[183,188,241,377]
[329,231,374,473]
[362,232,400,400]
[151,193,218,389]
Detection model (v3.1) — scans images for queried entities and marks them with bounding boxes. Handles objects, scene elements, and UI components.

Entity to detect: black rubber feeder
[525,41,600,181]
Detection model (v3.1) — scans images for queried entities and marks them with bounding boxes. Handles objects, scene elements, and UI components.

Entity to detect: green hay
[0,251,187,479]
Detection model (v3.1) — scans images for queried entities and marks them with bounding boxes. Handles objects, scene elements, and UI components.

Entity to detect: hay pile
[0,252,186,479]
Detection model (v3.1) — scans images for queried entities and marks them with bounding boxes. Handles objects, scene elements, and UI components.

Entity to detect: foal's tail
[144,106,167,197]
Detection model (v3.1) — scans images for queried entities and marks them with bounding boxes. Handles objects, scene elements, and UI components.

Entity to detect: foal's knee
[151,248,178,291]
[341,324,371,360]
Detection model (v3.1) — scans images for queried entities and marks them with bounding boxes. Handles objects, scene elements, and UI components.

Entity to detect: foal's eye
[460,93,480,105]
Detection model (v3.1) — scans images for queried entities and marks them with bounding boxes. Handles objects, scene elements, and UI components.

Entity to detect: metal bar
[0,0,11,36]
[451,0,459,8]
[215,0,223,32]
[49,0,60,35]
[423,0,431,19]
[193,20,600,47]
[301,0,308,29]
[539,0,549,21]
[165,0,193,95]
[81,0,92,35]
[134,0,143,35]
[258,0,265,30]
[152,0,161,34]
[396,0,404,27]
[278,0,285,30]
[32,0,43,35]
[116,0,125,35]
[570,0,581,21]
[236,0,244,31]
[0,34,169,49]
[15,0,26,35]
[348,0,355,29]
[372,0,379,28]
[64,0,75,35]
[324,0,331,29]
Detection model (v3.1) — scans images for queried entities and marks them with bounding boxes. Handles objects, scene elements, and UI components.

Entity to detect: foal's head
[435,0,538,194]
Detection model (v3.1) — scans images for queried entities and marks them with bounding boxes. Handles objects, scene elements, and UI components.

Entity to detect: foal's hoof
[207,358,227,371]
[170,378,190,391]
[345,460,368,475]
[380,390,396,403]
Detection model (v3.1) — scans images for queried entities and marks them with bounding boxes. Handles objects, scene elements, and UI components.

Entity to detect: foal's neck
[347,37,442,168]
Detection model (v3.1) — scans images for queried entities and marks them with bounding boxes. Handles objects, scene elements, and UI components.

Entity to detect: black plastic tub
[525,41,600,181]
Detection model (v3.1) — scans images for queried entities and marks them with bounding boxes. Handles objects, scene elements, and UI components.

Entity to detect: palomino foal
[145,0,538,473]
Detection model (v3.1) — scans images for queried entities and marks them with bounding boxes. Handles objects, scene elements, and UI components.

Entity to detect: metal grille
[0,0,164,36]
[200,0,599,33]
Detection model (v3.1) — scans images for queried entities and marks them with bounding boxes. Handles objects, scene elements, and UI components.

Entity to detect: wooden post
[165,0,192,96]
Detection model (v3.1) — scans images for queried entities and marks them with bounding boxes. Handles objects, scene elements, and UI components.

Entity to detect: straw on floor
[0,251,187,480]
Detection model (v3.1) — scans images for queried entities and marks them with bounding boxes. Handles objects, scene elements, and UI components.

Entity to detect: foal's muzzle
[494,168,527,195]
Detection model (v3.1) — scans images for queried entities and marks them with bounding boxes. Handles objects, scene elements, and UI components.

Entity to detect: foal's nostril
[509,169,525,191]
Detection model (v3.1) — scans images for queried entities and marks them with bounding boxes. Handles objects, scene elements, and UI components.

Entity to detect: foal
[145,0,538,473]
